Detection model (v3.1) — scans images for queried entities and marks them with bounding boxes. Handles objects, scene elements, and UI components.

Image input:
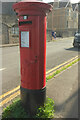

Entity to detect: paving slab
[46,62,79,118]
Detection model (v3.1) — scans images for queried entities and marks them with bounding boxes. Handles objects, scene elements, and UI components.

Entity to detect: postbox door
[19,16,46,90]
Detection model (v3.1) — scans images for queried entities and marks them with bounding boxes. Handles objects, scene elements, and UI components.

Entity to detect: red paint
[13,1,52,90]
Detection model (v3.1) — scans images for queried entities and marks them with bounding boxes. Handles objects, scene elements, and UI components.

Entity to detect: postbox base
[20,86,46,116]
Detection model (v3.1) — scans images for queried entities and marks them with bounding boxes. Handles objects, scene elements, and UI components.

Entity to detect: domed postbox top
[13,0,52,16]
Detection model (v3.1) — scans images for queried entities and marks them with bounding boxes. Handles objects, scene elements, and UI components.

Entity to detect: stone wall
[47,28,78,41]
[9,28,19,44]
[9,35,19,44]
[2,23,9,44]
[2,15,19,44]
[47,29,52,42]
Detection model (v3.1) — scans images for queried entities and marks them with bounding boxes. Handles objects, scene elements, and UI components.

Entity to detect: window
[11,27,19,35]
[74,12,77,18]
[67,21,68,28]
[66,9,69,16]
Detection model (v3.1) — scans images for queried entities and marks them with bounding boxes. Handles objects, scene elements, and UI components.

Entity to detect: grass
[2,98,55,119]
[46,58,80,81]
[2,98,28,118]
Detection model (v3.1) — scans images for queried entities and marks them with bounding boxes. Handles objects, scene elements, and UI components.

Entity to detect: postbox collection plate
[21,31,29,47]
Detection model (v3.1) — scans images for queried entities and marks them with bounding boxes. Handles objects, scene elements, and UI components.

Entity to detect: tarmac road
[46,37,79,71]
[1,37,80,94]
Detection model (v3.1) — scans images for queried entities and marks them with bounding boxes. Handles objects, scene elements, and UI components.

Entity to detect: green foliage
[36,98,55,118]
[2,98,28,118]
[46,58,80,81]
[2,98,55,119]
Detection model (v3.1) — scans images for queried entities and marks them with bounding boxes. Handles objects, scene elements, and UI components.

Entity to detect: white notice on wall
[21,31,29,47]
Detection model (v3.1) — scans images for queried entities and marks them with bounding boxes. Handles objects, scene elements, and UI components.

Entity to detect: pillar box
[13,0,52,115]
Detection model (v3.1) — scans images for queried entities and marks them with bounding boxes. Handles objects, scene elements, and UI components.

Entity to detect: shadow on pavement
[65,47,80,52]
[54,61,80,119]
[54,88,78,118]
[65,93,78,118]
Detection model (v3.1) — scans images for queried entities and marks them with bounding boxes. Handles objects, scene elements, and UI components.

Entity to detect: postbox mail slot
[19,21,32,26]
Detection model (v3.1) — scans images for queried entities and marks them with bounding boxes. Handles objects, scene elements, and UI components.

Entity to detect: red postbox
[13,0,52,115]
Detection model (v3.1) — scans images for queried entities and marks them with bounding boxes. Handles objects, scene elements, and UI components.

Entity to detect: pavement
[46,61,79,119]
[0,43,19,48]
